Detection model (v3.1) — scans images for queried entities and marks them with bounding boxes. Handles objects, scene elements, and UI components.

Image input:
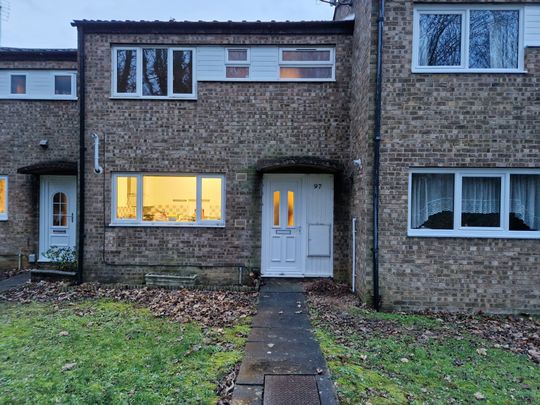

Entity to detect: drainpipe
[91,133,103,174]
[77,26,85,284]
[352,217,357,293]
[372,0,385,311]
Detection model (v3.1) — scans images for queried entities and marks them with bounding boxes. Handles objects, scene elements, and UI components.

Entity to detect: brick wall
[350,0,540,312]
[81,32,353,284]
[0,60,78,269]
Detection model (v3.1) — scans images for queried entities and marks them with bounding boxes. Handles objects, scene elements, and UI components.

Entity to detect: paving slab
[232,278,338,404]
[0,272,30,292]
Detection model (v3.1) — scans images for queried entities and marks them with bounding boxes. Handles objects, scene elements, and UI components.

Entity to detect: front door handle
[71,213,74,223]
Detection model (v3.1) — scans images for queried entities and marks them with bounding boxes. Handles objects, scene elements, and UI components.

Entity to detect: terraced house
[1,0,538,313]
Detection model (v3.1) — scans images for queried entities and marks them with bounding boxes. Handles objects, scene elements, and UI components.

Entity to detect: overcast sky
[0,0,334,49]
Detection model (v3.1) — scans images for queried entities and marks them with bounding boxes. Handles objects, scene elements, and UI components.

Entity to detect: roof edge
[71,20,354,35]
[0,48,77,62]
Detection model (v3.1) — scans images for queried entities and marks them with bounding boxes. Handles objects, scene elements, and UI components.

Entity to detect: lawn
[0,298,251,404]
[307,282,540,405]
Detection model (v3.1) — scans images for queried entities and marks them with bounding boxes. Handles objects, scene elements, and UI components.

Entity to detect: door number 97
[314,184,322,189]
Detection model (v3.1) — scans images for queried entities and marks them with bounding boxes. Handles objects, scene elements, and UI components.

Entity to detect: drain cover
[263,375,321,405]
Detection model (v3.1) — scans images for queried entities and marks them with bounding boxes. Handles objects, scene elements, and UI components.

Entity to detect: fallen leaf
[61,363,77,372]
[59,331,69,336]
[400,357,410,363]
[476,348,487,356]
[474,392,486,400]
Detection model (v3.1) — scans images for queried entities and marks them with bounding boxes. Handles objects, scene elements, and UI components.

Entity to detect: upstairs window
[279,48,335,80]
[409,169,540,238]
[54,75,73,95]
[225,48,250,79]
[413,5,524,73]
[112,47,196,99]
[10,74,26,94]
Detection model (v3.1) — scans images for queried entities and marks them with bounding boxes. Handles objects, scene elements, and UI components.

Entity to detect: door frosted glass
[273,191,280,227]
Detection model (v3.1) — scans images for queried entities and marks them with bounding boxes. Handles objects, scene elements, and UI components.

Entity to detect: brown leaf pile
[306,281,540,364]
[0,268,28,281]
[0,281,258,328]
[216,363,241,405]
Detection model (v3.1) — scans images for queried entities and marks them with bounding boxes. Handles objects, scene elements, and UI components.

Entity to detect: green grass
[0,300,249,404]
[314,313,540,404]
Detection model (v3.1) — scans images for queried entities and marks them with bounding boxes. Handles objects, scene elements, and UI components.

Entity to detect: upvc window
[279,48,335,81]
[10,74,26,94]
[408,169,540,238]
[225,48,250,79]
[112,47,196,99]
[0,176,7,220]
[111,173,225,227]
[412,5,525,73]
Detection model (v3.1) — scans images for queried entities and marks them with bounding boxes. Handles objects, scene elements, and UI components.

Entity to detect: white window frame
[9,73,27,96]
[408,168,540,239]
[52,72,77,99]
[110,173,225,227]
[0,175,7,221]
[278,47,336,82]
[412,4,526,73]
[111,47,197,100]
[225,47,251,81]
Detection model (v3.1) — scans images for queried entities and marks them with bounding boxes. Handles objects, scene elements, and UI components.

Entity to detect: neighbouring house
[0,0,538,313]
[0,48,79,273]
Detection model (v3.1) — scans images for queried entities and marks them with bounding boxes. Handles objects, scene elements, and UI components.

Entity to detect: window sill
[408,230,540,239]
[411,68,528,74]
[0,96,78,100]
[110,95,197,101]
[108,222,225,228]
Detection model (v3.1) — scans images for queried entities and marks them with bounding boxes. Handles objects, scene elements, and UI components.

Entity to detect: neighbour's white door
[262,174,303,277]
[39,176,77,261]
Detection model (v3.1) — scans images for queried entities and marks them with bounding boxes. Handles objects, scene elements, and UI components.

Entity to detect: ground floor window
[409,168,540,238]
[0,176,7,220]
[112,173,225,227]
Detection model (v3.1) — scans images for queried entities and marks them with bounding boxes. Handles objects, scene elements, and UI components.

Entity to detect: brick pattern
[82,33,353,284]
[0,60,78,268]
[348,0,540,312]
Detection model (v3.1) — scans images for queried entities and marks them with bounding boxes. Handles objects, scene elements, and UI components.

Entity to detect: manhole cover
[263,375,321,405]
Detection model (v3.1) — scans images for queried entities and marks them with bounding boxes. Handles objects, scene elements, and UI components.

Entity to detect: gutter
[372,0,385,311]
[76,26,85,284]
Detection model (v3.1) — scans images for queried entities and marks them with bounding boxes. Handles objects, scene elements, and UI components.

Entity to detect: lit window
[287,191,295,227]
[226,66,249,79]
[10,75,26,94]
[273,191,280,227]
[52,192,68,227]
[0,176,7,220]
[112,174,224,226]
[279,48,335,80]
[413,6,523,72]
[409,169,540,238]
[116,176,137,220]
[54,75,72,95]
[113,47,196,98]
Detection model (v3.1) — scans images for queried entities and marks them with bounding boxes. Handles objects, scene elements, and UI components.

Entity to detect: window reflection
[419,14,462,66]
[143,48,168,96]
[116,49,137,93]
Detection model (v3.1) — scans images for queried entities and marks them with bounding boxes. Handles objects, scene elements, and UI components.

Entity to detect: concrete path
[232,279,338,405]
[0,272,30,292]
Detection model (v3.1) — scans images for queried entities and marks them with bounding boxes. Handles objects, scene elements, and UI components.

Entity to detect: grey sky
[1,0,334,49]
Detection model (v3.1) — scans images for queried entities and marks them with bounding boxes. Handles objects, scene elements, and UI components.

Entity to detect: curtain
[511,175,540,231]
[411,174,454,228]
[461,177,501,214]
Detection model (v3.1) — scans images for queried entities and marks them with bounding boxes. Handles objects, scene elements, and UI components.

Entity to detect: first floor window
[10,75,26,94]
[0,176,7,220]
[409,169,540,238]
[112,173,224,226]
[279,47,335,80]
[54,75,73,95]
[413,5,523,72]
[113,47,196,98]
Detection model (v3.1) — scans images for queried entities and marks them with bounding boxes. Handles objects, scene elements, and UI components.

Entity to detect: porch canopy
[256,156,343,174]
[17,160,77,175]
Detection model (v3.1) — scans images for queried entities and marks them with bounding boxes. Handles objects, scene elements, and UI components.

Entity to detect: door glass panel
[273,191,280,227]
[52,192,67,227]
[201,178,222,221]
[116,176,138,219]
[0,178,6,214]
[287,191,294,227]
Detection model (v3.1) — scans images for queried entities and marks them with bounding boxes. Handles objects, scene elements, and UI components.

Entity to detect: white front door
[39,176,77,261]
[262,174,304,277]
